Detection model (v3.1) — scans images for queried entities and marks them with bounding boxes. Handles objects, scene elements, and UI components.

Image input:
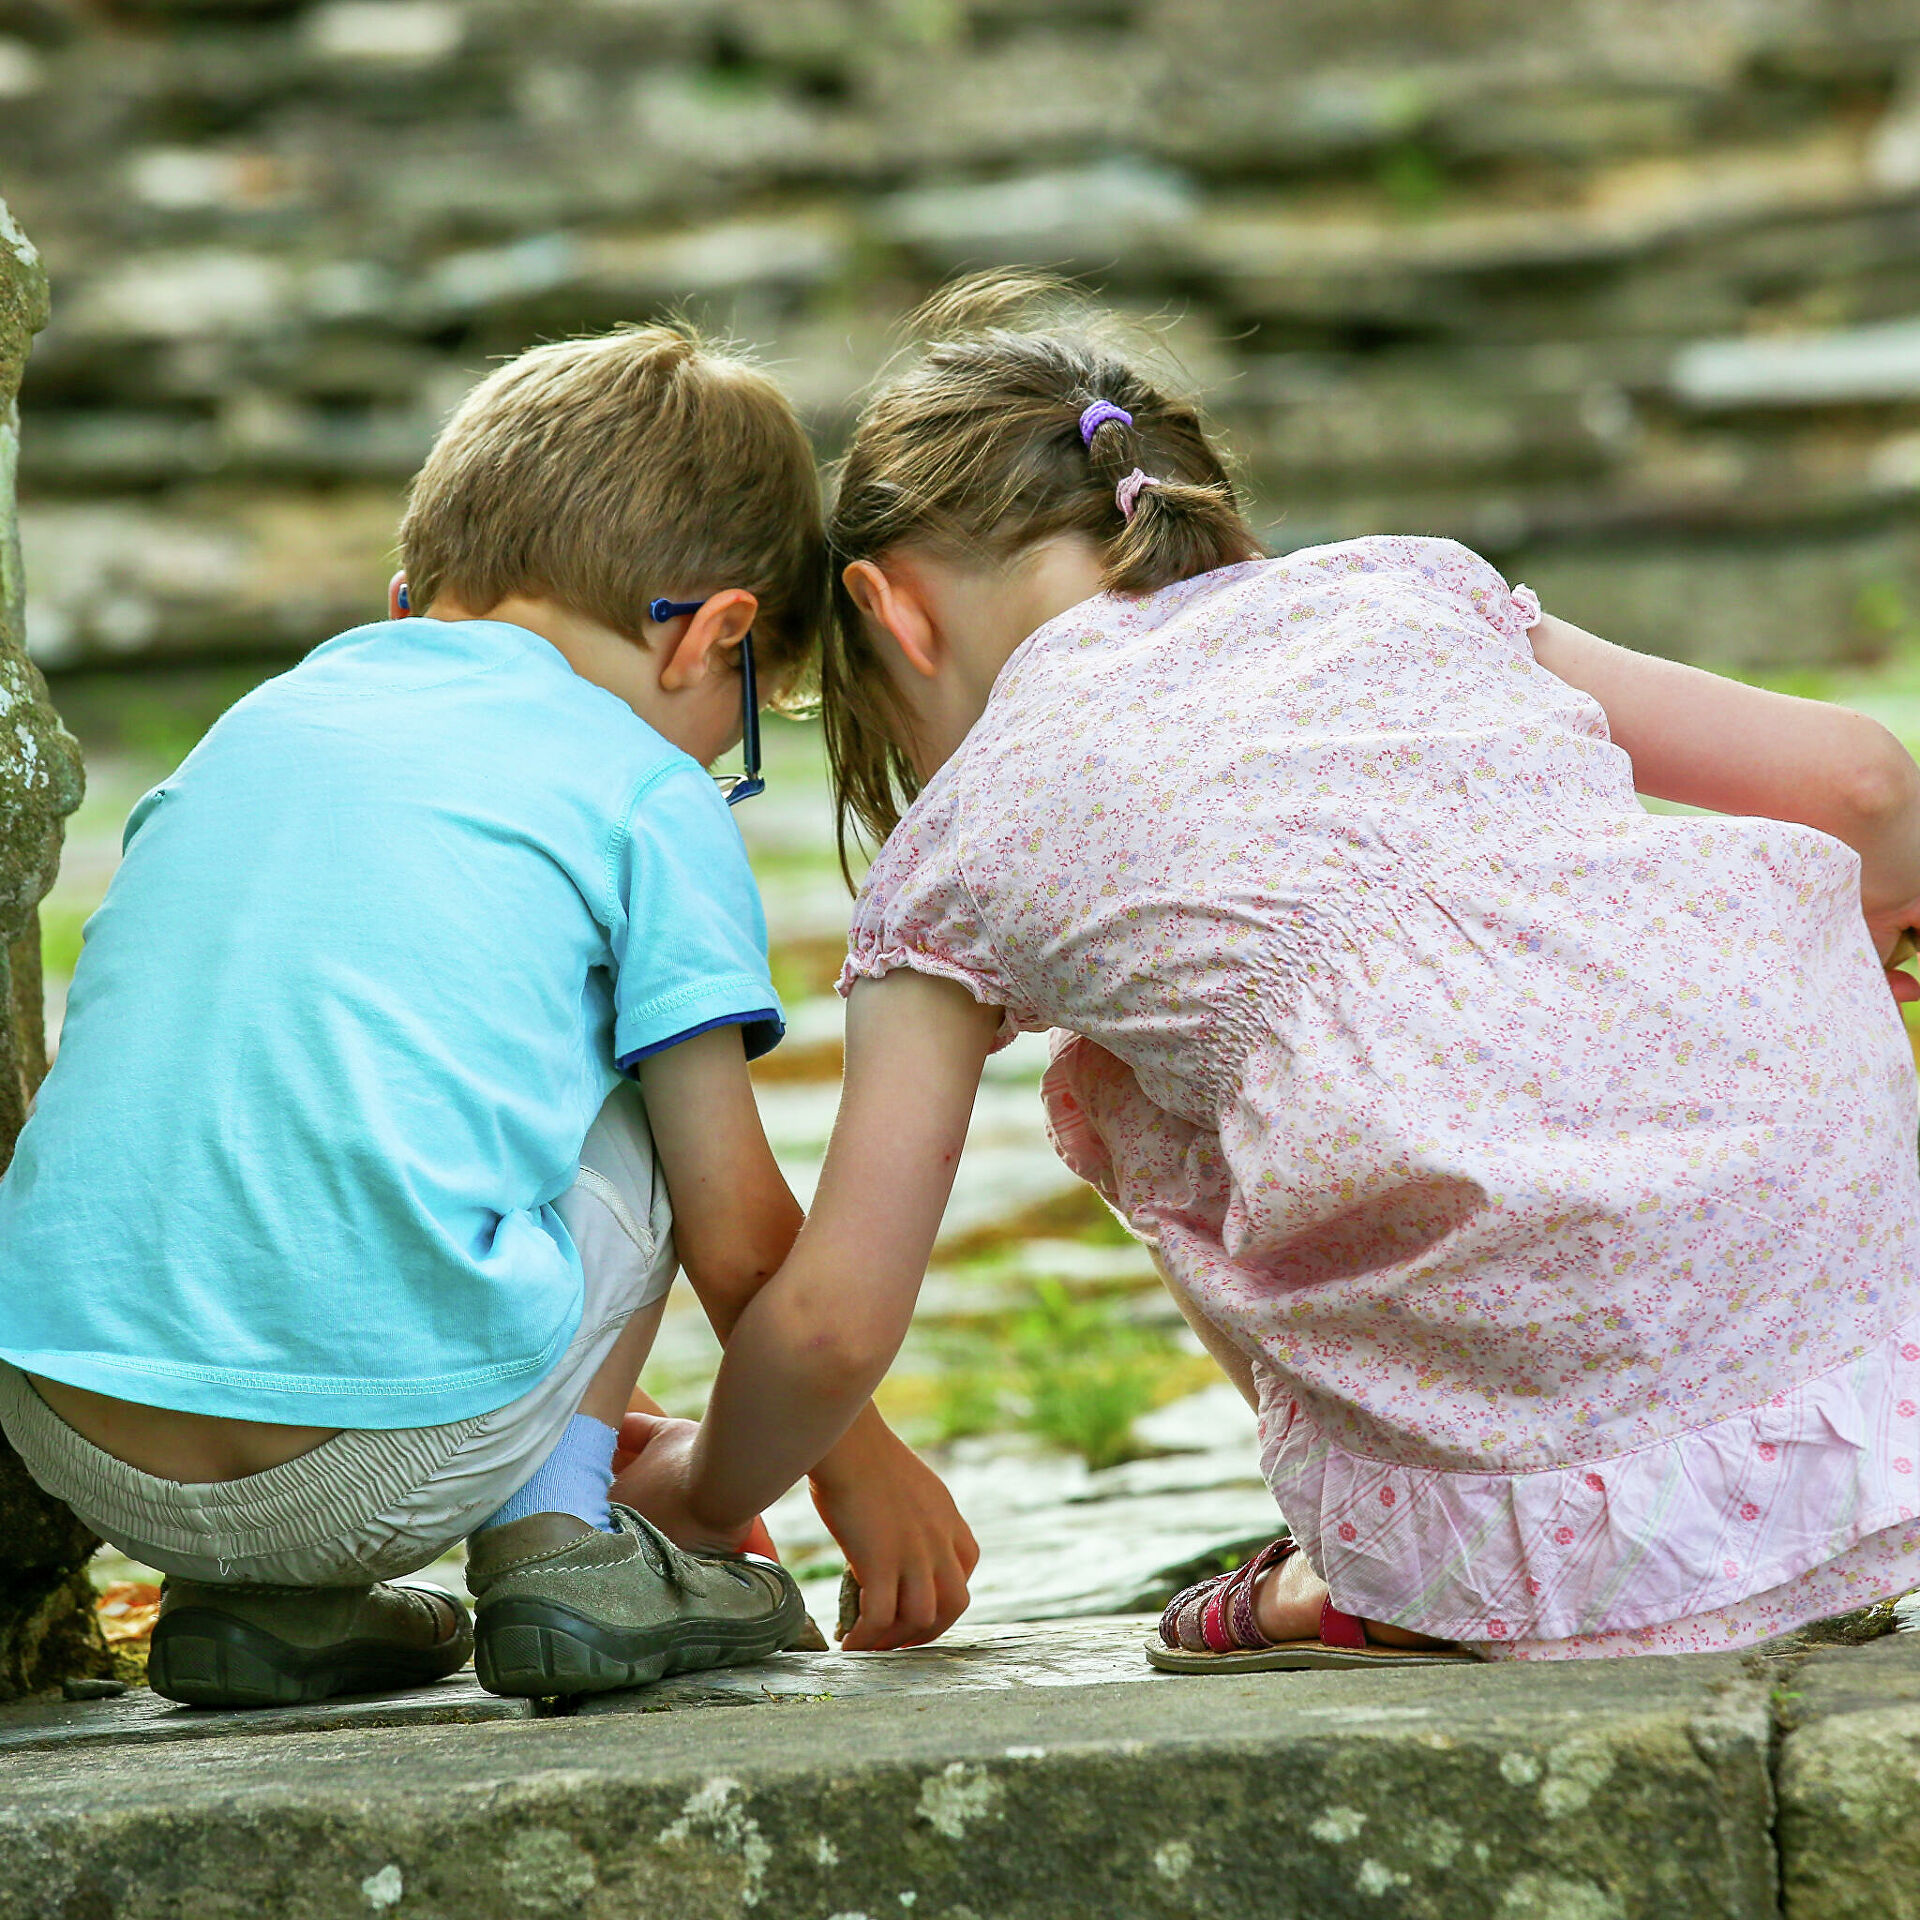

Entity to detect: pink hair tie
[1115,467,1159,521]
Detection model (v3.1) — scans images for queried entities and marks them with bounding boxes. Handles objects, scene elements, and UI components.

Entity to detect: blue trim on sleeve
[617,1007,785,1071]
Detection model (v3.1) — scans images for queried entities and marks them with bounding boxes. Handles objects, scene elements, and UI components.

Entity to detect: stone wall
[6,0,1920,668]
[0,192,102,1702]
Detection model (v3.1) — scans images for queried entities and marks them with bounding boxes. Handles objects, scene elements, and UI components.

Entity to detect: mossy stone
[0,196,102,1701]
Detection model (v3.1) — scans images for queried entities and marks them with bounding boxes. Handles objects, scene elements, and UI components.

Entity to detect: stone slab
[1775,1631,1920,1920]
[0,1672,530,1755]
[0,1649,1775,1920]
[577,1617,1163,1717]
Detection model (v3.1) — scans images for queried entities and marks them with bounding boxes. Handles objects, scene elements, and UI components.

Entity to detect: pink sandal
[1148,1537,1475,1672]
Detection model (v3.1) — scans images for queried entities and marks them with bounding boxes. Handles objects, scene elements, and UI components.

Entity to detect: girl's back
[795,271,1920,1655]
[849,531,1920,1642]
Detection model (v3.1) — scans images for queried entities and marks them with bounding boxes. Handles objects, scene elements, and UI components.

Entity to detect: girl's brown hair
[823,271,1262,879]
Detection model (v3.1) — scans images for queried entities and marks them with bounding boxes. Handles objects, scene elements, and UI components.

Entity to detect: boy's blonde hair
[825,272,1262,877]
[401,323,824,682]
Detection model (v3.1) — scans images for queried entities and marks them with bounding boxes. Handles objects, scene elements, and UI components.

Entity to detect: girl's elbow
[800,1321,897,1399]
[1838,721,1920,833]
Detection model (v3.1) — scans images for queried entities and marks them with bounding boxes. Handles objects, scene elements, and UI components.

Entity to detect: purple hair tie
[1115,467,1159,521]
[1078,400,1133,445]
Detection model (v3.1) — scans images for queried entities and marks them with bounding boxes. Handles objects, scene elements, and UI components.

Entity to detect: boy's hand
[809,1414,979,1651]
[611,1411,766,1556]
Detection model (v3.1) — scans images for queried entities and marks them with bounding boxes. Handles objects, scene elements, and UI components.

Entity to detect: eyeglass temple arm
[651,599,763,805]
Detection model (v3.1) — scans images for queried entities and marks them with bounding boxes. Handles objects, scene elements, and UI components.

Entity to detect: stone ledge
[577,1617,1165,1718]
[0,1671,532,1755]
[0,1645,1776,1920]
[0,1619,1168,1755]
[1776,1634,1920,1920]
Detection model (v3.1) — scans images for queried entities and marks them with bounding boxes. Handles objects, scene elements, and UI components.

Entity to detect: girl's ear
[844,559,939,680]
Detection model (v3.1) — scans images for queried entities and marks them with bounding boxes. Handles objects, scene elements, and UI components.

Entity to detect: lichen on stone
[0,195,98,1701]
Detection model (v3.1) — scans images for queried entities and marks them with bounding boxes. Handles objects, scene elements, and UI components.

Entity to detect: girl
[636,273,1920,1663]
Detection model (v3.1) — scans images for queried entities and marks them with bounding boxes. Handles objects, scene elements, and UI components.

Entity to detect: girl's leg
[1152,1255,1453,1651]
[1249,1544,1453,1649]
[1150,1251,1259,1409]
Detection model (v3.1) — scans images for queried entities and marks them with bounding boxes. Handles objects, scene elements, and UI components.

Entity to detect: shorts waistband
[0,1361,483,1561]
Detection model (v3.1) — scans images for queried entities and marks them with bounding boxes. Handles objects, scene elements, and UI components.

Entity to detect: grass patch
[1014,1280,1171,1469]
[50,663,284,769]
[924,1278,1201,1470]
[935,1183,1133,1261]
[767,935,852,1006]
[39,901,90,981]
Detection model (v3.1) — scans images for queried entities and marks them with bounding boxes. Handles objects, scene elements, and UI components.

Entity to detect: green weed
[1010,1279,1178,1471]
[929,1364,1006,1446]
[920,1279,1189,1468]
[39,901,90,982]
[1375,142,1448,217]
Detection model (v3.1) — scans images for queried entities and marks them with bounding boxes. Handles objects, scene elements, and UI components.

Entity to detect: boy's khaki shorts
[0,1084,676,1588]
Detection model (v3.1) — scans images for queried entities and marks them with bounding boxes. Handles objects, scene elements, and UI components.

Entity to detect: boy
[0,325,975,1706]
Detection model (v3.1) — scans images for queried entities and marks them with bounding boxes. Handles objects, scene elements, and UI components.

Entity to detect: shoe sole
[1144,1638,1478,1673]
[474,1591,808,1699]
[148,1609,471,1709]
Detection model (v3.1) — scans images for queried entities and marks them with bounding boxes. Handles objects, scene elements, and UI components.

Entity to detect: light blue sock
[474,1413,617,1534]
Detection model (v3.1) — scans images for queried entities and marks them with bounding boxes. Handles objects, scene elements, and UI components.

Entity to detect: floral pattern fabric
[842,536,1920,1653]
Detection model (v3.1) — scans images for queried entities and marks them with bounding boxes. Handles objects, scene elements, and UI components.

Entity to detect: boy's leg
[130,1282,669,1707]
[468,1300,667,1538]
[142,1203,673,1707]
[0,1360,476,1709]
[466,1083,808,1698]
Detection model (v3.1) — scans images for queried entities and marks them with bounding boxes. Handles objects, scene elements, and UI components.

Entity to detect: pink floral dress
[841,536,1920,1656]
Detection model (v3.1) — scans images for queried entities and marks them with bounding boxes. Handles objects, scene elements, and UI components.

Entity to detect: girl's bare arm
[633,1013,985,1647]
[1529,612,1920,968]
[671,970,1001,1533]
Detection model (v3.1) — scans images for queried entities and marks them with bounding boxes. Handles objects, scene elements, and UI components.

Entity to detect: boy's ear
[388,572,411,618]
[843,559,938,680]
[657,589,757,692]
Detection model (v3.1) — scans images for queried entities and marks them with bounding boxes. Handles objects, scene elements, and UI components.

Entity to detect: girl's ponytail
[1076,402,1253,598]
[824,271,1263,871]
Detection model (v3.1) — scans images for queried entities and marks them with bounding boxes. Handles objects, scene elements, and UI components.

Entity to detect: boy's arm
[634,1025,803,1338]
[649,972,999,1542]
[632,1019,981,1648]
[1529,612,1920,986]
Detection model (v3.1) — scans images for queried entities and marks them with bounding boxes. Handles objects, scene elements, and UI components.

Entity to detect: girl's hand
[808,1415,979,1651]
[610,1411,772,1557]
[1866,902,1920,1006]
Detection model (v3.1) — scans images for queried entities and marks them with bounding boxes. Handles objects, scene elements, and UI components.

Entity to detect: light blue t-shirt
[0,617,782,1426]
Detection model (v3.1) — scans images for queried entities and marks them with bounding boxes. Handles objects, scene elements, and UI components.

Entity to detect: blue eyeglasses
[649,597,765,806]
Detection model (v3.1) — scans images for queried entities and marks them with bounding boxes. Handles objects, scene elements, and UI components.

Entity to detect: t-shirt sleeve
[837,777,1022,1050]
[608,763,784,1069]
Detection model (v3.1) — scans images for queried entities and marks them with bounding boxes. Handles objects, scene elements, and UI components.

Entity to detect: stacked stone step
[5,0,1920,668]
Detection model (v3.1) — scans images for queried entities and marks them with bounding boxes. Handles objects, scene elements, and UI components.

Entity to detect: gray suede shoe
[147,1579,473,1709]
[466,1504,808,1699]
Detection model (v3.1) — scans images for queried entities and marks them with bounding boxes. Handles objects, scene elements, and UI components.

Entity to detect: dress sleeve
[608,763,783,1069]
[837,779,1021,1049]
[1364,535,1542,654]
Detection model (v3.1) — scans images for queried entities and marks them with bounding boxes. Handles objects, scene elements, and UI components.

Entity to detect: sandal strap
[1319,1598,1369,1651]
[1158,1536,1295,1652]
[1223,1536,1292,1649]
